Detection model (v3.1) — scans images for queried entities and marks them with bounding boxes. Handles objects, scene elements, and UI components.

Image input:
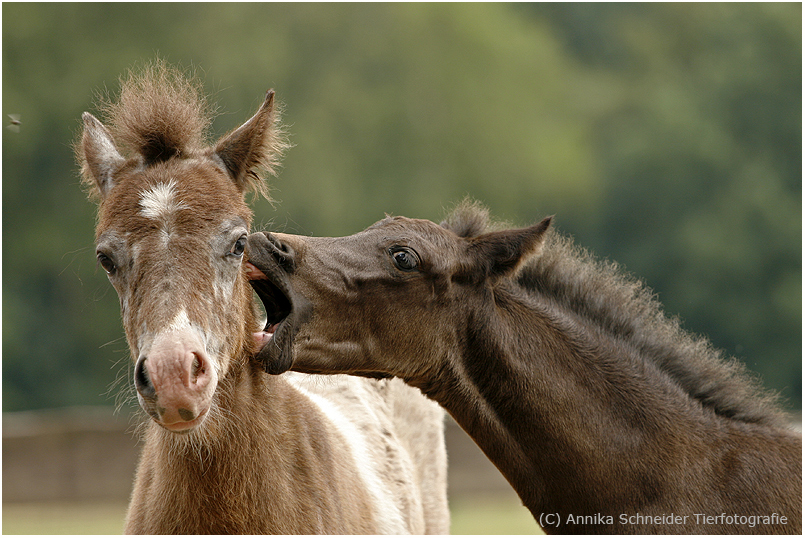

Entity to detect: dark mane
[440,198,510,236]
[443,201,787,427]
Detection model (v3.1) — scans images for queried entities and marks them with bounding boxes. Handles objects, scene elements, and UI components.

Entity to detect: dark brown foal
[247,201,801,534]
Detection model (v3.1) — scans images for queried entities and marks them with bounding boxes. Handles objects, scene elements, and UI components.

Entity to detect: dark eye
[229,236,247,257]
[97,252,117,275]
[390,247,419,272]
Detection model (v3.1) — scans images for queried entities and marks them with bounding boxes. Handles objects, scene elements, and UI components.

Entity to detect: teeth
[252,331,273,346]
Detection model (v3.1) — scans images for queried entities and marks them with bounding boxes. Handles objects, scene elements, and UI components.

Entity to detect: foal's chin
[291,338,378,377]
[158,407,211,434]
[137,397,213,434]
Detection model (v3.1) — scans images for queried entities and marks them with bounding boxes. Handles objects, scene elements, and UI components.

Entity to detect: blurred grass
[450,495,544,534]
[2,501,126,534]
[3,497,543,534]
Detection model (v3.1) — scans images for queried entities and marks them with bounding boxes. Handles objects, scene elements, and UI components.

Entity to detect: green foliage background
[2,3,800,412]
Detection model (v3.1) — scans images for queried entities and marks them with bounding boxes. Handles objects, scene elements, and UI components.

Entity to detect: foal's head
[247,204,551,383]
[79,63,285,433]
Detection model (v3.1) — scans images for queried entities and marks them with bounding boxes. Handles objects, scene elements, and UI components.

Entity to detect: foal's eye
[97,253,117,275]
[229,236,247,258]
[390,247,419,272]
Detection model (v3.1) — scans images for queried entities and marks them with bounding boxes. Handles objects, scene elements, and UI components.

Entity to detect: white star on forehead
[139,179,189,221]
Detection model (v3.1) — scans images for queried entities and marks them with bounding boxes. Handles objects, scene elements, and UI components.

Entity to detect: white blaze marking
[167,308,192,333]
[139,179,189,221]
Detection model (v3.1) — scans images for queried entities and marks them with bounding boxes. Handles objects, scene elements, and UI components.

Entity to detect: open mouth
[245,231,313,374]
[244,259,301,374]
[247,261,292,343]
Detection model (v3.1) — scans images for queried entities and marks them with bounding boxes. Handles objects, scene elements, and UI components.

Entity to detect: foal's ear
[80,112,126,199]
[214,90,285,196]
[468,216,552,279]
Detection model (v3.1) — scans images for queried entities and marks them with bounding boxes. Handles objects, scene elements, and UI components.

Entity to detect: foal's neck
[416,284,762,529]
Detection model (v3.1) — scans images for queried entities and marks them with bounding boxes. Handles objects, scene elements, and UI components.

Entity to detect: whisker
[100,335,127,349]
[59,246,93,278]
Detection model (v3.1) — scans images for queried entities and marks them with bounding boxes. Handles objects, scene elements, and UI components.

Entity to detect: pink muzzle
[134,330,217,432]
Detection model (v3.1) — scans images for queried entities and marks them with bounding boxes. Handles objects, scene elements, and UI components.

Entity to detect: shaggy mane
[78,59,286,200]
[443,201,787,427]
[100,59,213,164]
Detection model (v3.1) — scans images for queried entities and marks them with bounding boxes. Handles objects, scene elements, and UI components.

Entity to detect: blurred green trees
[2,3,800,411]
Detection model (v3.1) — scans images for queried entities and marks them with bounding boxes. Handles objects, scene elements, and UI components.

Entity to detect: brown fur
[78,59,284,201]
[78,61,449,534]
[248,201,801,534]
[126,372,378,534]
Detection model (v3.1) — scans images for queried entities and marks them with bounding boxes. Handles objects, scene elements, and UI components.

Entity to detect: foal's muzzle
[133,330,217,433]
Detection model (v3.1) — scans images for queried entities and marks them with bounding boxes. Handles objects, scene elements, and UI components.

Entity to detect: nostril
[267,233,295,272]
[279,241,295,258]
[190,353,205,383]
[134,356,156,400]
